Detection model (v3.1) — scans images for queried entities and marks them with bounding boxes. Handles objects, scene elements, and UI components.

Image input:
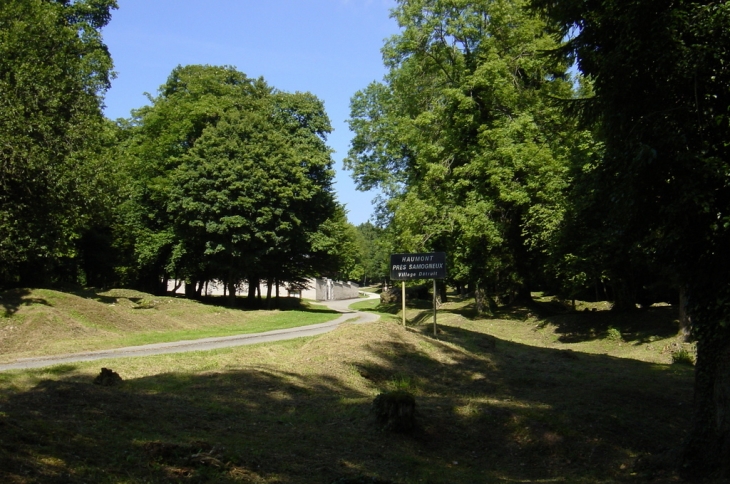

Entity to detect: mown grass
[0,290,711,483]
[0,287,340,362]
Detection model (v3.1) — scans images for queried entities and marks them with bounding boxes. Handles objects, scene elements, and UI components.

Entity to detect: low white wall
[167,278,358,301]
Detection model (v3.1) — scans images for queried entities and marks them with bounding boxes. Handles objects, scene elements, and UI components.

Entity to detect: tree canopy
[346,0,591,310]
[115,65,349,301]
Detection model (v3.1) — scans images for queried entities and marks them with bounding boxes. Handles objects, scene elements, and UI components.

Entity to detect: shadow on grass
[0,288,52,318]
[434,296,679,346]
[367,299,435,316]
[541,306,680,344]
[0,322,694,484]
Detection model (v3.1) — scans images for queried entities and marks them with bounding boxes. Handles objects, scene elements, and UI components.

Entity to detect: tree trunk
[475,281,484,315]
[266,279,273,309]
[679,286,691,341]
[679,330,730,479]
[184,280,197,299]
[227,279,237,307]
[247,276,258,306]
[512,285,532,305]
[611,278,637,312]
[474,281,495,317]
[275,279,280,309]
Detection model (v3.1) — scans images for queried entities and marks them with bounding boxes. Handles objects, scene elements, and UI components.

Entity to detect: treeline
[345,0,721,315]
[345,0,730,478]
[0,0,362,302]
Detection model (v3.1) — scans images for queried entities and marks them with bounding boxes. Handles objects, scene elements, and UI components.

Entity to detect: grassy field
[0,289,709,483]
[0,288,340,363]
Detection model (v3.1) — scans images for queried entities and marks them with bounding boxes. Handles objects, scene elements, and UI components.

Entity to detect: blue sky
[101,0,400,226]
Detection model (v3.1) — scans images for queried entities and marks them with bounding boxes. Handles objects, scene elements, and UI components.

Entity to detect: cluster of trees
[113,64,357,303]
[4,0,730,475]
[346,0,730,477]
[0,0,367,304]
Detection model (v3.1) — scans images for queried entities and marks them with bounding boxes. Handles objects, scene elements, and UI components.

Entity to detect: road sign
[390,252,447,280]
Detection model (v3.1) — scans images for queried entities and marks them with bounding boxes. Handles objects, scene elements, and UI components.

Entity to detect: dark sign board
[390,252,447,280]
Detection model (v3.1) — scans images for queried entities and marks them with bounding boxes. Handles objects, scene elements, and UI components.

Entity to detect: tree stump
[372,390,417,433]
[93,368,122,386]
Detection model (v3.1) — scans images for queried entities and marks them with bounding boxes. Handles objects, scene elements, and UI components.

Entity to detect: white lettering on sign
[407,263,444,270]
[400,255,435,263]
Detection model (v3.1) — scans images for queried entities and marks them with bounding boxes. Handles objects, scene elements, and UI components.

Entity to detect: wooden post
[433,279,437,336]
[402,281,406,327]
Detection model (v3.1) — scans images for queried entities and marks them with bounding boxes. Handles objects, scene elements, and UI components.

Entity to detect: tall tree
[0,0,117,288]
[346,0,585,310]
[532,0,730,477]
[115,65,264,293]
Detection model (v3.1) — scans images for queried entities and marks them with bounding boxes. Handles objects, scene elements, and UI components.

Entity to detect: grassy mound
[0,287,339,362]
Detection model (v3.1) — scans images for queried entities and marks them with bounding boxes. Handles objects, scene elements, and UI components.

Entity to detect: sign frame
[390,252,447,281]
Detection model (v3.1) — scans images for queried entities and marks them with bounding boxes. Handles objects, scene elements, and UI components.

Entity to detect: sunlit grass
[0,288,341,362]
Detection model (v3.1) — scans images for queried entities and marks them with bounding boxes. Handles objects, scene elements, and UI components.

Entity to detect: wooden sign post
[402,281,406,327]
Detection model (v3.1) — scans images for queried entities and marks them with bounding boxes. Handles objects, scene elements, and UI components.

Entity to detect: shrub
[605,326,623,341]
[672,348,695,366]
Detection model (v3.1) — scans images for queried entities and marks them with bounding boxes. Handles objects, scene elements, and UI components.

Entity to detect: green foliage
[308,207,363,282]
[387,373,417,392]
[352,222,391,286]
[0,0,118,288]
[346,0,592,304]
[116,65,344,296]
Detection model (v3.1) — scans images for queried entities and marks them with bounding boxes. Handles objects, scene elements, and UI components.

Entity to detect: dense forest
[2,0,730,477]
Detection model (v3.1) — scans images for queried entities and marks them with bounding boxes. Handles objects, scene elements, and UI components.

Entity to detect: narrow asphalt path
[0,292,381,372]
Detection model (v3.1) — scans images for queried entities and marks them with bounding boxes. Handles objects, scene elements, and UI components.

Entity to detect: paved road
[0,292,380,372]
